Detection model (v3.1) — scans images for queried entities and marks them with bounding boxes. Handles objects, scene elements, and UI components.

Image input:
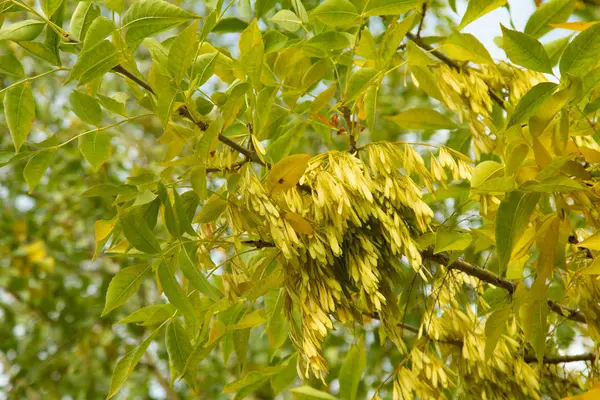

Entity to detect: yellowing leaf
[95,219,115,242]
[363,0,424,17]
[444,32,493,64]
[272,10,302,32]
[496,191,540,270]
[285,212,314,235]
[311,0,359,27]
[458,0,507,30]
[484,306,511,360]
[386,108,456,130]
[265,154,310,193]
[577,231,600,250]
[551,21,599,31]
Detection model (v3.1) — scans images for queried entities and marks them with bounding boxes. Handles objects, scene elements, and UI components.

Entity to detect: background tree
[2,0,600,398]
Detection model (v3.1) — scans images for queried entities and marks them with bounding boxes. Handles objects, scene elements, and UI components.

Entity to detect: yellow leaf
[285,212,314,235]
[106,238,129,254]
[583,257,600,275]
[24,240,47,263]
[95,219,115,242]
[265,154,310,193]
[551,21,599,31]
[580,146,600,163]
[578,231,600,250]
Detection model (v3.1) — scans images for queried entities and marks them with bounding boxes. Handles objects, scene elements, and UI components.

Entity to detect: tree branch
[421,249,586,324]
[57,27,264,166]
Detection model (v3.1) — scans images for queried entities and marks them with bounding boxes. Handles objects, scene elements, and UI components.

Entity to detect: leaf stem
[0,68,67,94]
[55,113,154,148]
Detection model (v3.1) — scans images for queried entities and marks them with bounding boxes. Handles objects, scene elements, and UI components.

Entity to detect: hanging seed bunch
[434,63,547,158]
[238,142,472,378]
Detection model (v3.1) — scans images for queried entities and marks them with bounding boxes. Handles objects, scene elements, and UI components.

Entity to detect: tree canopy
[2,0,600,398]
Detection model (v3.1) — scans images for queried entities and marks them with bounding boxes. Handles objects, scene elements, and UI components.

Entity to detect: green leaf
[174,190,198,236]
[179,246,220,302]
[363,0,424,17]
[102,264,151,316]
[508,82,557,127]
[67,40,121,85]
[458,0,506,30]
[559,22,600,76]
[265,289,288,350]
[501,25,552,73]
[122,0,197,49]
[524,0,575,39]
[157,261,196,326]
[544,36,571,67]
[307,32,353,51]
[106,350,135,400]
[81,184,137,197]
[115,304,176,325]
[119,209,161,254]
[339,337,366,400]
[69,91,103,126]
[380,13,417,66]
[521,297,548,364]
[107,322,166,399]
[17,42,60,65]
[270,354,298,393]
[239,19,264,88]
[42,0,64,17]
[289,386,337,400]
[0,53,25,77]
[196,193,227,223]
[165,320,193,377]
[524,176,584,192]
[213,17,248,33]
[0,20,45,42]
[310,0,359,27]
[223,363,288,394]
[470,160,504,188]
[434,230,472,254]
[4,82,35,152]
[272,10,302,32]
[83,16,116,51]
[364,85,378,133]
[345,68,378,103]
[386,108,456,130]
[70,1,100,42]
[98,94,127,116]
[192,52,218,87]
[24,149,56,193]
[443,32,493,64]
[484,306,511,360]
[168,21,198,83]
[79,132,112,170]
[495,191,539,270]
[157,182,180,238]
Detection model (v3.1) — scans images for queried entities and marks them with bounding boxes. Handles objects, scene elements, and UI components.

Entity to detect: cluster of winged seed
[435,63,546,159]
[238,143,471,378]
